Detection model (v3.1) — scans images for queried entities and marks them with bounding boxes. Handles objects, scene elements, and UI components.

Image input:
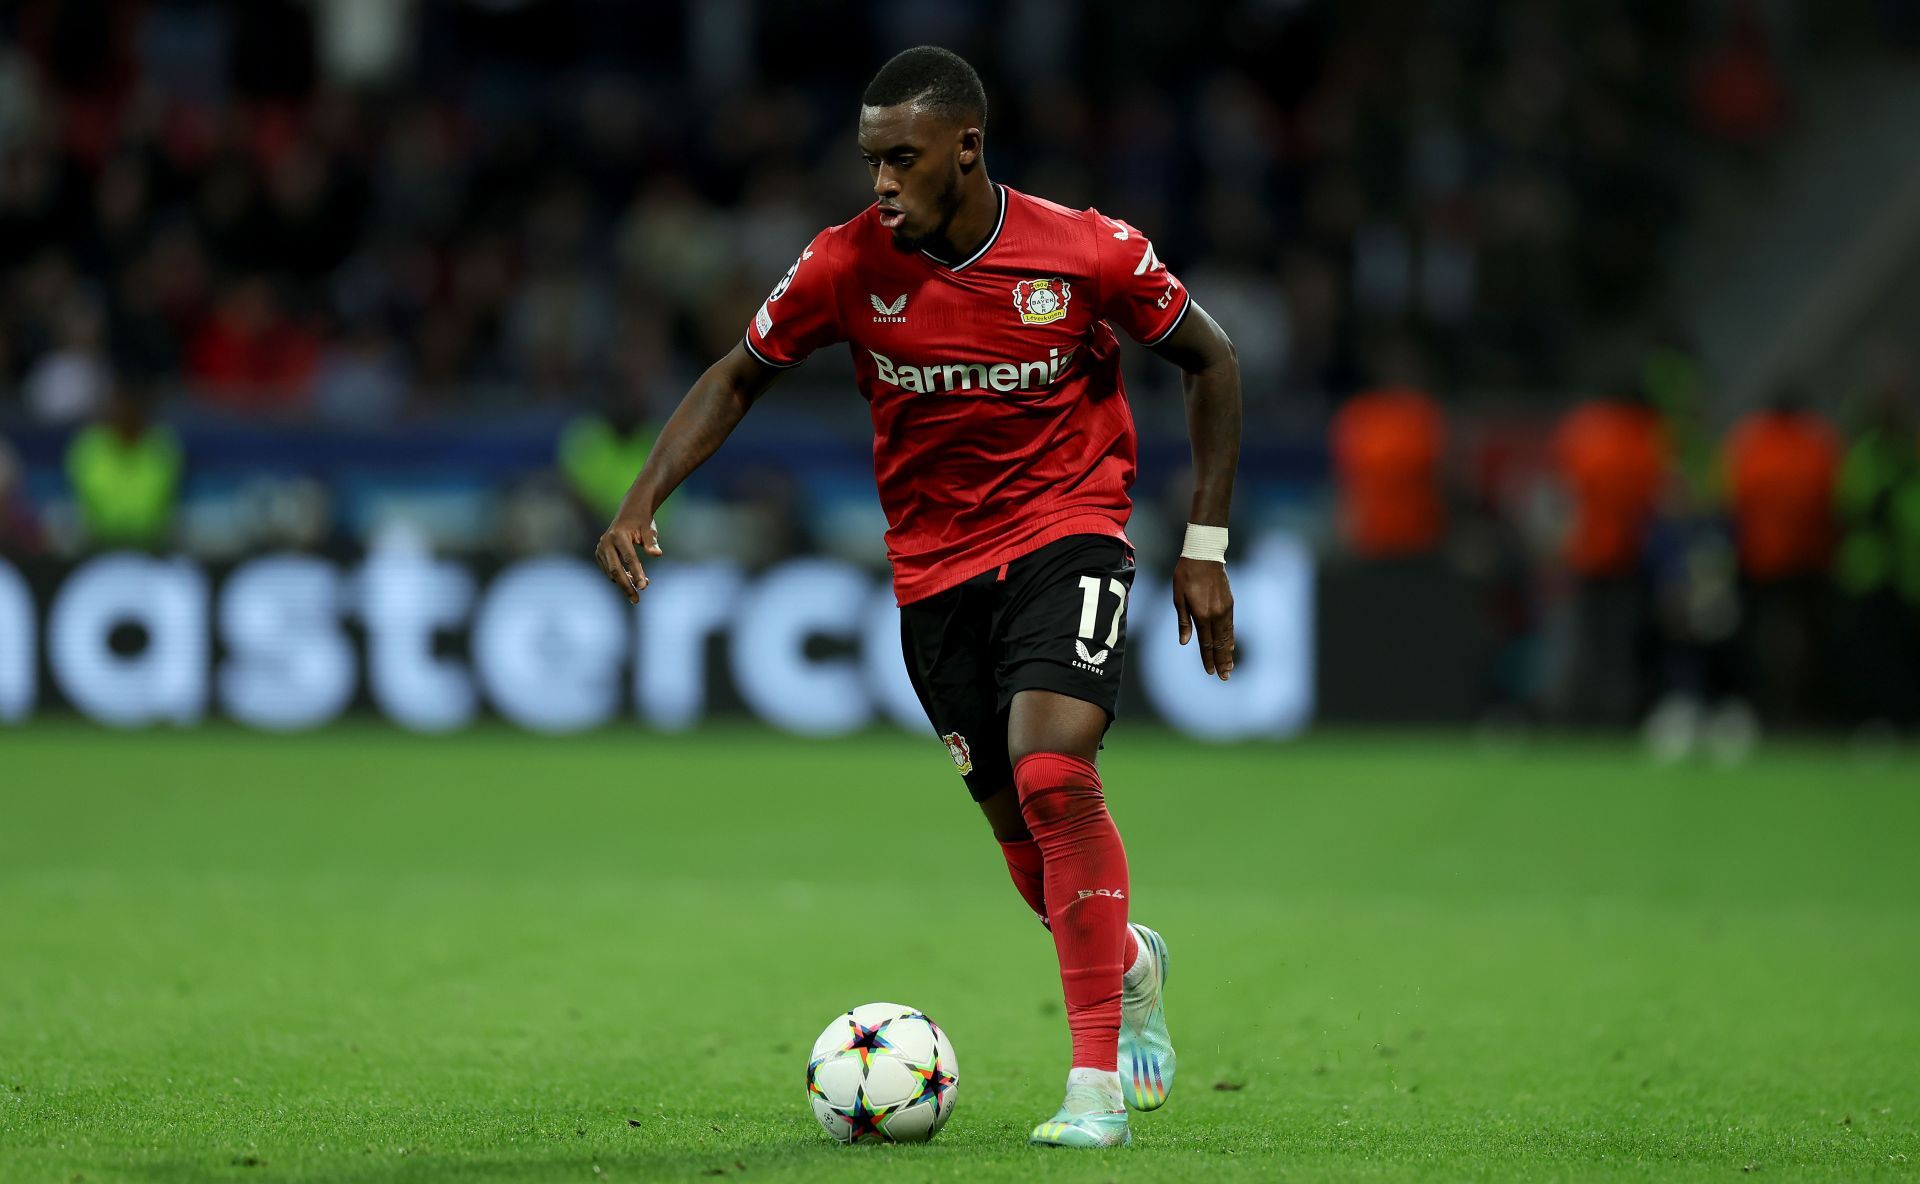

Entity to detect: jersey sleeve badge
[1012,277,1072,325]
[768,246,813,303]
[744,237,842,367]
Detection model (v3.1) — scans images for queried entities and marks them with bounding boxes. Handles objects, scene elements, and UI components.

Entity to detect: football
[806,1002,959,1144]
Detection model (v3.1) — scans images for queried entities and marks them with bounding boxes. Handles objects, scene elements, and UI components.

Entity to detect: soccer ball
[806,1002,959,1144]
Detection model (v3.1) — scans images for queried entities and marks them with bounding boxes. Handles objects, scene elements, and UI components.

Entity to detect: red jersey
[743,183,1190,604]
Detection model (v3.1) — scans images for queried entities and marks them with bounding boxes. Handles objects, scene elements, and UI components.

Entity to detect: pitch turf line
[1,723,1916,1181]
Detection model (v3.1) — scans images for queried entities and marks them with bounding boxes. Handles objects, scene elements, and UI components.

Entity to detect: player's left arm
[1150,301,1241,680]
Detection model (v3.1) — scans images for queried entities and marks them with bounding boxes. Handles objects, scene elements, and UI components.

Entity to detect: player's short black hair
[862,46,987,128]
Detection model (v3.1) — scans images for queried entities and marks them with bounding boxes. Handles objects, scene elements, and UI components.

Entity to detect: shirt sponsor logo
[868,346,1076,394]
[869,292,908,323]
[1012,277,1071,325]
[755,303,773,339]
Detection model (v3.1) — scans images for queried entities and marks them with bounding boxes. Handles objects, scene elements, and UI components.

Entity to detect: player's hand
[595,509,663,604]
[1173,557,1234,680]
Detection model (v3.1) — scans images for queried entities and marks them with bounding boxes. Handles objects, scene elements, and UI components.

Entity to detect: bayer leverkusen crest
[1012,277,1071,325]
[942,732,973,776]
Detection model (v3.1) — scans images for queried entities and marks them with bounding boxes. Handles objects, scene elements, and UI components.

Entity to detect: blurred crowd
[0,0,1862,425]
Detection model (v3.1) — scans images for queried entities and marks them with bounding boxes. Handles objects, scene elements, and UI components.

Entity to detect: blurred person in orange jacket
[1328,385,1445,558]
[1553,390,1667,724]
[1722,391,1840,725]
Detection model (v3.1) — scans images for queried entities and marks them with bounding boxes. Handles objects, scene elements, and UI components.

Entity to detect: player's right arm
[595,342,786,602]
[596,233,846,602]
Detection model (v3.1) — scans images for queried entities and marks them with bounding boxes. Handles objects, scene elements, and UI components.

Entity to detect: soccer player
[595,46,1240,1149]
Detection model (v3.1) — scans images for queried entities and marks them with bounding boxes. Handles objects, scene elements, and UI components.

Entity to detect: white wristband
[1181,523,1229,563]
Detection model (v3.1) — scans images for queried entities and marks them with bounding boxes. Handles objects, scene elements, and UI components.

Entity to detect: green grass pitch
[2,723,1917,1182]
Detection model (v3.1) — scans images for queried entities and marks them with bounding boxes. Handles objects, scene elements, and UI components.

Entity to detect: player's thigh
[1006,687,1108,767]
[991,534,1136,750]
[899,581,1013,801]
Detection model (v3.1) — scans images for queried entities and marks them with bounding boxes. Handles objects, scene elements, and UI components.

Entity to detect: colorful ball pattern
[806,1002,959,1144]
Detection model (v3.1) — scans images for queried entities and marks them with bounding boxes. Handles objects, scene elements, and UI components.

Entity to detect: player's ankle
[1065,1066,1125,1111]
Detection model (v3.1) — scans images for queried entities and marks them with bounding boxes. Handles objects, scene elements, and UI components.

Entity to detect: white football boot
[1029,1072,1131,1148]
[1118,922,1175,1110]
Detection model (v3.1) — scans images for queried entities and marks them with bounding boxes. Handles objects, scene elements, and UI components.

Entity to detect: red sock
[1015,751,1131,1072]
[1000,838,1138,964]
[998,837,1049,925]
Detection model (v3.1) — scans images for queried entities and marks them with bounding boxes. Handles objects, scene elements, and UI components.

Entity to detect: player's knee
[1006,689,1109,768]
[1012,751,1103,827]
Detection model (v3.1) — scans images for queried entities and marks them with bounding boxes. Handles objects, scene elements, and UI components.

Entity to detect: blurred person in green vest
[65,377,182,551]
[1831,387,1920,726]
[559,387,661,530]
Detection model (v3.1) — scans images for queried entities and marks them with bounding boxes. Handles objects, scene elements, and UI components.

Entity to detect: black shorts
[899,534,1135,802]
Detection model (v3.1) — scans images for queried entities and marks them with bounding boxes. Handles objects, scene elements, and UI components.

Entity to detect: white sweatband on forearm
[1181,523,1229,563]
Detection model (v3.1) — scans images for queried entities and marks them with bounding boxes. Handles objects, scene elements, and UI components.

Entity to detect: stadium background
[3,3,1920,1182]
[2,0,1917,740]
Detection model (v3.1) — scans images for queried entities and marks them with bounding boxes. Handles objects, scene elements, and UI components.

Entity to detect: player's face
[858,103,972,252]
